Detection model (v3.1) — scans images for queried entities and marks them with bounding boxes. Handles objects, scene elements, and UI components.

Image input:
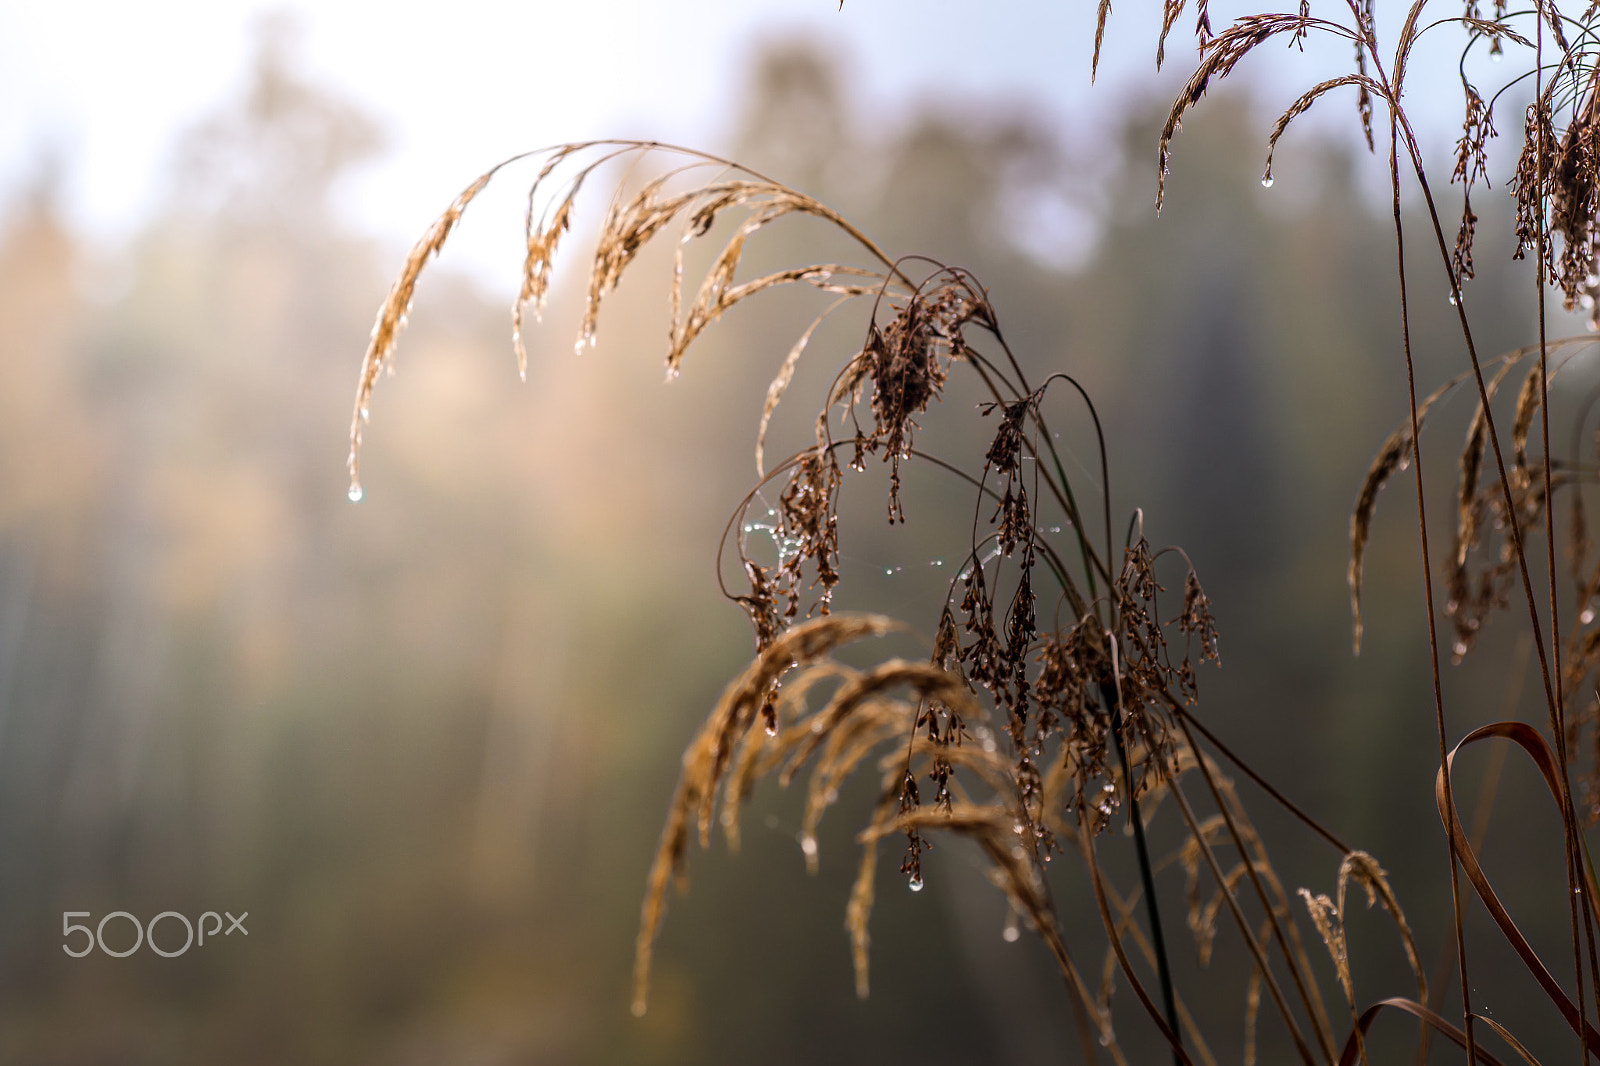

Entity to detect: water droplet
[518,366,527,383]
[1582,607,1595,625]
[631,1000,648,1018]
[929,558,944,567]
[764,720,778,737]
[359,405,370,423]
[1490,48,1504,63]
[347,483,365,503]
[1002,920,1020,943]
[908,876,924,893]
[1261,176,1275,189]
[800,835,818,858]
[1452,639,1469,659]
[1448,291,1459,307]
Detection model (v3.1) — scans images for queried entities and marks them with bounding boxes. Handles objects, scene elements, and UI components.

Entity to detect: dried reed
[349,3,1600,1059]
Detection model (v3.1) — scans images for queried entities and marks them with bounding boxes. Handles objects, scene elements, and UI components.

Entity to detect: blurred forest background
[0,13,1590,1065]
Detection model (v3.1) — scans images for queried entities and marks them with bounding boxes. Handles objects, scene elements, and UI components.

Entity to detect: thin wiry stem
[1103,676,1182,1065]
[1386,103,1478,1064]
[1163,696,1350,854]
[1160,761,1320,1065]
[1415,631,1533,1065]
[1171,711,1339,1061]
[1391,76,1600,1054]
[1074,799,1198,1064]
[1534,8,1600,1054]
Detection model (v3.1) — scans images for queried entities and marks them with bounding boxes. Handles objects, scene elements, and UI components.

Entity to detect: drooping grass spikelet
[632,613,898,1016]
[758,296,851,476]
[512,191,574,381]
[1349,376,1457,653]
[348,168,497,499]
[1159,14,1319,212]
[1338,850,1427,1004]
[1263,76,1387,188]
[1093,0,1114,81]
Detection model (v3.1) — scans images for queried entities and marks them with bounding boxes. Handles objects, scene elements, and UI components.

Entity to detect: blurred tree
[169,10,384,232]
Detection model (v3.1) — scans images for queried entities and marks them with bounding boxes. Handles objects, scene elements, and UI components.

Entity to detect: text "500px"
[62,911,248,958]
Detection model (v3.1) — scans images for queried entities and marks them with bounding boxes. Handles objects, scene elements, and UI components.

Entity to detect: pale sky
[0,3,1143,237]
[0,0,1506,278]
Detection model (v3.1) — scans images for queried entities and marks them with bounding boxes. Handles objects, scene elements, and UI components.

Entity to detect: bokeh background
[1,1,1595,1062]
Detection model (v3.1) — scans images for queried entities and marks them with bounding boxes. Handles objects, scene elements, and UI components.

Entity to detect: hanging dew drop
[908,876,924,893]
[1582,607,1596,625]
[1261,176,1274,189]
[1002,914,1021,943]
[347,483,365,503]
